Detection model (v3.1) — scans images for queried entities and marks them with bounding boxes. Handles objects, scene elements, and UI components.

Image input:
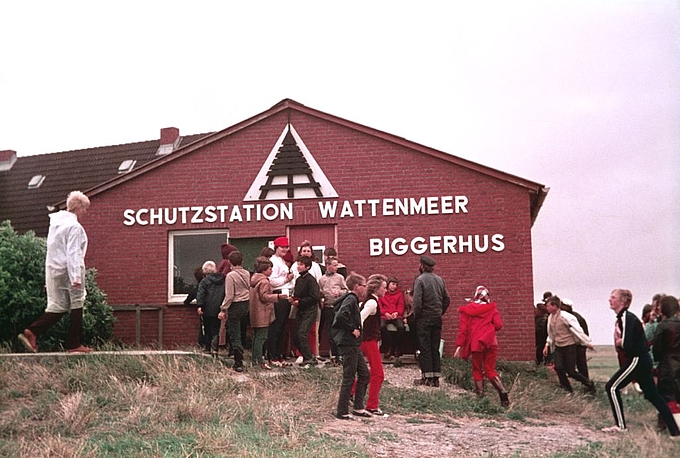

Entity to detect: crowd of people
[16,193,679,431]
[185,236,460,418]
[534,289,680,437]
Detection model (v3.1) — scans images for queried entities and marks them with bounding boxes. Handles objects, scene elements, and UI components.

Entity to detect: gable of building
[81,99,548,225]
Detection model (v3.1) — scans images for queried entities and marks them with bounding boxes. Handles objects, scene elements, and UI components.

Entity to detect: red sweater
[379,289,405,318]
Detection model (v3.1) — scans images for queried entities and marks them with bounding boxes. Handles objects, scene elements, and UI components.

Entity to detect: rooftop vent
[0,150,17,171]
[117,159,137,174]
[28,174,45,189]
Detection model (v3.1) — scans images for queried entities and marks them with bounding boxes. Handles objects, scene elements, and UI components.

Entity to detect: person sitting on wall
[196,261,225,358]
[219,251,251,372]
[404,285,419,359]
[379,276,406,359]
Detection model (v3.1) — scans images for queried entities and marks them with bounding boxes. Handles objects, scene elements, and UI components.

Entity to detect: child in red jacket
[454,286,509,407]
[378,277,406,357]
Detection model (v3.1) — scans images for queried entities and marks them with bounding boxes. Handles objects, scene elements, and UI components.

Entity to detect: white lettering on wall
[369,234,505,256]
[121,195,509,257]
[316,195,468,219]
[122,202,294,226]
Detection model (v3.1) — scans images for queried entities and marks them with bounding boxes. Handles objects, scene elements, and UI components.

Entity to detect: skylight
[117,159,137,174]
[28,174,45,189]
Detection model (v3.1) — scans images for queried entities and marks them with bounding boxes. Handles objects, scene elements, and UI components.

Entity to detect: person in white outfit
[18,191,92,353]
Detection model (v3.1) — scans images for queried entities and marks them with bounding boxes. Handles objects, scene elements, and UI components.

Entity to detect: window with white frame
[168,229,229,302]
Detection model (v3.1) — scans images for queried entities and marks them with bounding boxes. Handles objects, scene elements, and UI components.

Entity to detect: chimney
[0,150,17,171]
[156,127,181,156]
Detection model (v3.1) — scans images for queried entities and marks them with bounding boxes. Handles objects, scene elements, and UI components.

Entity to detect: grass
[0,347,678,457]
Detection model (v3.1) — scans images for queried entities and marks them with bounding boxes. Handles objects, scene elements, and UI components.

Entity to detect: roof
[0,132,210,236]
[85,99,549,224]
[0,99,548,236]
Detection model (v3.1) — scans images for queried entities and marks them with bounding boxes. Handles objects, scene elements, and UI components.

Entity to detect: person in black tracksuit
[603,288,680,435]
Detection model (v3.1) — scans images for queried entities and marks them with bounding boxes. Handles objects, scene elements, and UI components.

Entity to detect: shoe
[301,359,317,366]
[601,426,626,433]
[335,413,352,420]
[18,330,37,353]
[234,365,244,373]
[414,378,428,386]
[67,345,93,353]
[586,380,597,394]
[260,363,272,370]
[352,409,373,418]
[269,360,283,368]
[367,408,384,416]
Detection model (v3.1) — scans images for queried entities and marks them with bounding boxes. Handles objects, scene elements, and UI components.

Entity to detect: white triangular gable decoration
[244,124,339,201]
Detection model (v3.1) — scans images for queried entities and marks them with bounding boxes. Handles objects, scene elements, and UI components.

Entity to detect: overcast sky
[1,1,678,344]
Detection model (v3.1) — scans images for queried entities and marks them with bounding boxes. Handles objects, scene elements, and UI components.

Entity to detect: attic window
[117,159,137,174]
[28,174,45,189]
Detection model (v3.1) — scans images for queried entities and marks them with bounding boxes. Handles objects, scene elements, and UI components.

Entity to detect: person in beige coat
[249,257,287,369]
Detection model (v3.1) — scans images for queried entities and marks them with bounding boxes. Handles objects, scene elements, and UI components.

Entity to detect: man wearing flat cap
[412,255,451,387]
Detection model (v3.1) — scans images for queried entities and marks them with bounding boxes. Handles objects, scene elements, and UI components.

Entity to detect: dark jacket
[652,316,680,400]
[617,309,650,360]
[196,273,225,317]
[293,270,320,310]
[331,292,362,347]
[561,304,589,335]
[412,271,451,322]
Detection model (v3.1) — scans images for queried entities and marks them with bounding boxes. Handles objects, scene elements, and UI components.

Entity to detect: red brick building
[75,99,548,360]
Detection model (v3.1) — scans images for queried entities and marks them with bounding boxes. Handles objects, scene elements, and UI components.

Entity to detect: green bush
[0,220,115,352]
[0,221,47,345]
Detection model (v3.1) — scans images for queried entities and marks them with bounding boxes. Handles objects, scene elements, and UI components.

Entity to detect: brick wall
[85,110,538,360]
